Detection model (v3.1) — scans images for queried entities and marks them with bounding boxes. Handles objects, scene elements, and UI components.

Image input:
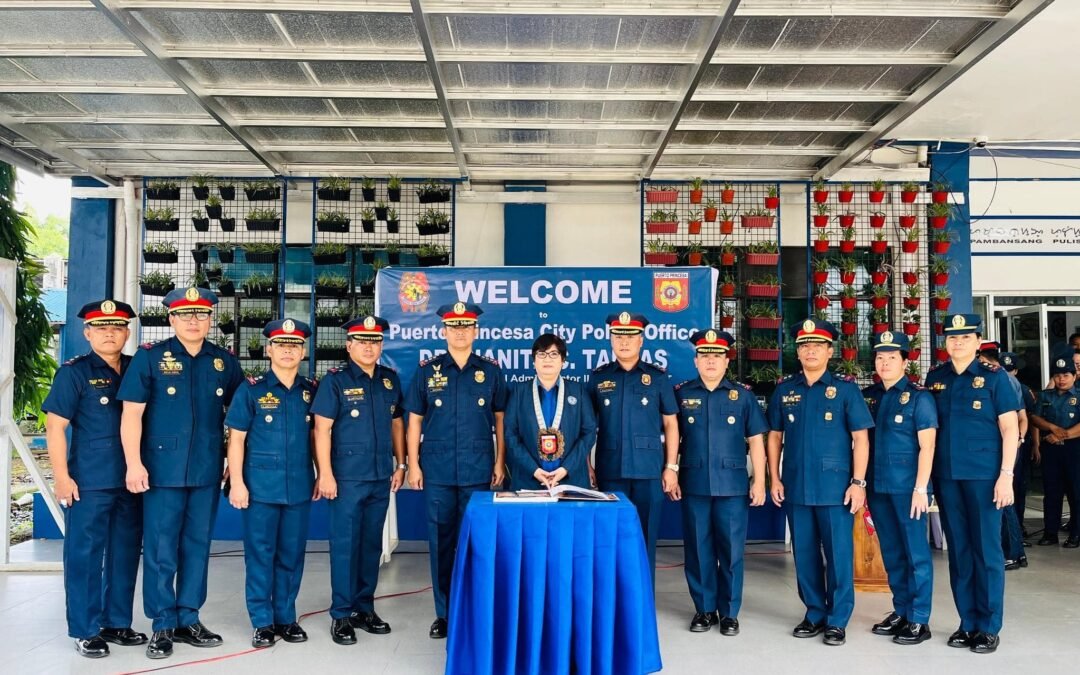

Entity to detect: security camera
[973,136,989,148]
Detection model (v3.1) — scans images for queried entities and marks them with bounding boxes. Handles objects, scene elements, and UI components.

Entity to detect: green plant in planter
[871,284,890,299]
[206,195,222,207]
[906,284,923,299]
[322,176,351,191]
[841,226,855,241]
[815,203,830,216]
[190,208,206,219]
[206,263,223,277]
[241,307,273,323]
[931,229,955,243]
[189,269,209,287]
[149,179,178,191]
[901,181,920,193]
[747,240,779,254]
[387,207,398,222]
[318,211,349,225]
[813,258,832,273]
[748,273,781,287]
[191,173,212,187]
[247,335,263,351]
[928,255,955,275]
[385,239,400,254]
[315,273,349,290]
[840,285,858,299]
[316,305,351,320]
[842,308,859,323]
[928,202,953,218]
[745,303,779,318]
[246,208,280,221]
[244,271,276,291]
[360,208,376,221]
[719,240,736,256]
[931,180,951,192]
[145,207,174,220]
[743,208,772,217]
[646,209,676,222]
[217,310,232,325]
[218,179,235,188]
[905,226,921,242]
[644,239,675,254]
[388,175,402,190]
[141,307,168,319]
[746,335,778,350]
[871,178,886,191]
[933,288,951,301]
[870,307,888,324]
[139,270,173,288]
[371,258,387,273]
[313,242,348,256]
[835,360,862,377]
[361,177,375,190]
[767,186,778,198]
[748,365,782,384]
[144,241,177,254]
[814,309,828,322]
[813,180,827,191]
[242,242,281,255]
[417,209,450,229]
[419,243,448,258]
[686,241,703,254]
[838,257,858,275]
[689,177,705,190]
[840,182,853,192]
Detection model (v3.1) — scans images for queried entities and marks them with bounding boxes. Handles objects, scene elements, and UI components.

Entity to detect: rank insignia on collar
[900,391,910,405]
[475,370,485,384]
[973,376,985,389]
[642,373,651,386]
[825,386,837,399]
[729,389,739,401]
[384,377,394,389]
[214,358,224,372]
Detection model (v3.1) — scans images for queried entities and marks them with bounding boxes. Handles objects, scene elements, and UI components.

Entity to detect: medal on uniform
[788,413,795,422]
[350,409,360,417]
[641,373,651,386]
[729,389,738,401]
[478,398,485,406]
[899,391,910,405]
[214,358,224,372]
[973,377,985,389]
[533,376,566,461]
[475,370,485,384]
[567,395,577,405]
[825,386,836,399]
[435,399,443,407]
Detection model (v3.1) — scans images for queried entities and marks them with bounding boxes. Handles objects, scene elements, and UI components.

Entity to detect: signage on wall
[971,218,1080,254]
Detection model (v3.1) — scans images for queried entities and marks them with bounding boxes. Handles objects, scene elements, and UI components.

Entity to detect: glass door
[1005,305,1048,391]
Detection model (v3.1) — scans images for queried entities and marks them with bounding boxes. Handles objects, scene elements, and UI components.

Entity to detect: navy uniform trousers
[785,504,855,628]
[427,482,488,619]
[63,488,142,639]
[597,478,664,574]
[866,492,933,623]
[681,495,747,617]
[244,500,311,628]
[330,480,390,620]
[142,485,219,632]
[935,478,1004,634]
[1041,443,1080,539]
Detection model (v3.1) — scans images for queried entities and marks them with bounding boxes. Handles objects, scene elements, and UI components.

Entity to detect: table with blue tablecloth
[446,492,662,675]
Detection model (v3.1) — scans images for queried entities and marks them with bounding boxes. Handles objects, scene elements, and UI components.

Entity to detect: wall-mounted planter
[145,218,180,231]
[645,190,678,204]
[246,218,281,231]
[645,221,678,234]
[740,215,774,228]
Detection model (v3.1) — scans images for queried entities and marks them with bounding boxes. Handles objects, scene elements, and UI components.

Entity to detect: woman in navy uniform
[924,314,1019,654]
[767,318,873,646]
[43,300,146,658]
[1029,353,1080,548]
[861,331,937,645]
[675,330,768,636]
[405,302,507,639]
[117,287,244,659]
[587,312,680,575]
[505,333,597,491]
[312,315,406,645]
[225,319,317,649]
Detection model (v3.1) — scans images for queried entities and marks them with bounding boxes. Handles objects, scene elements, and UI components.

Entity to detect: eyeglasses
[172,312,211,323]
[534,351,563,361]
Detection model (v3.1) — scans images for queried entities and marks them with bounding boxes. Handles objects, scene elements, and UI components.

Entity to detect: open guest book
[493,485,619,503]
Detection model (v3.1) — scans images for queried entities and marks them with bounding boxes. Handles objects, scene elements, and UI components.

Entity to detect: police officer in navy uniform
[1029,353,1080,549]
[404,302,507,639]
[924,314,1019,654]
[862,331,937,645]
[767,318,873,647]
[43,300,147,658]
[588,312,680,576]
[118,287,244,659]
[675,330,768,636]
[312,315,406,645]
[1000,352,1038,543]
[225,319,317,649]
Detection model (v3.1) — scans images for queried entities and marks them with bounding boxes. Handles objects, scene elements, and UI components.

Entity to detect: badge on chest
[343,387,365,402]
[258,392,280,410]
[427,365,448,392]
[158,352,183,375]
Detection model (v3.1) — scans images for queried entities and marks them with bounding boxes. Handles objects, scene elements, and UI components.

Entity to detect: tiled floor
[3,530,1079,674]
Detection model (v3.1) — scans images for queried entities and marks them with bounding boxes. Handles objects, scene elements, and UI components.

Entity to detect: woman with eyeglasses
[505,334,598,491]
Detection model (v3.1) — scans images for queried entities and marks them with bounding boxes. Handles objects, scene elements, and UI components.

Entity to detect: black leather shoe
[251,626,276,649]
[276,622,308,643]
[74,636,109,658]
[429,617,448,639]
[893,622,931,645]
[947,629,973,648]
[1064,536,1080,549]
[823,626,846,646]
[689,612,715,632]
[971,631,1000,654]
[1037,535,1059,546]
[1004,559,1021,571]
[173,622,223,648]
[100,627,148,646]
[792,618,825,638]
[331,619,356,645]
[871,612,906,636]
[718,616,740,636]
[350,610,391,635]
[1019,555,1029,568]
[146,630,173,659]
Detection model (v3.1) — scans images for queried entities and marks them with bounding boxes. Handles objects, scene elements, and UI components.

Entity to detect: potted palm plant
[763,186,780,209]
[143,241,177,264]
[870,308,889,334]
[906,361,921,383]
[902,309,920,336]
[216,242,235,264]
[645,184,678,204]
[244,179,280,201]
[899,213,916,229]
[247,335,264,360]
[812,258,831,285]
[386,207,400,234]
[869,210,886,228]
[903,284,922,309]
[243,271,277,298]
[191,174,212,200]
[838,257,857,285]
[929,255,953,286]
[387,175,402,202]
[360,208,376,233]
[191,208,210,231]
[385,239,401,265]
[418,243,450,267]
[245,208,281,231]
[216,310,235,334]
[318,176,351,202]
[812,180,829,204]
[928,202,951,229]
[840,308,858,336]
[719,209,735,234]
[720,182,735,204]
[868,178,886,203]
[687,210,702,235]
[144,207,179,231]
[689,177,705,204]
[317,211,350,233]
[908,336,923,361]
[870,284,890,309]
[240,307,272,328]
[719,273,736,298]
[719,304,734,328]
[719,241,736,266]
[813,229,831,253]
[685,241,704,266]
[870,232,888,254]
[146,180,180,201]
[813,291,830,310]
[139,271,174,296]
[315,305,351,327]
[416,209,451,236]
[931,229,954,254]
[645,209,679,234]
[840,285,857,310]
[838,211,856,228]
[643,239,677,266]
[841,336,859,362]
[375,200,389,221]
[313,242,348,266]
[871,265,890,285]
[747,335,781,361]
[933,288,952,311]
[139,307,169,327]
[361,177,376,201]
[931,181,950,204]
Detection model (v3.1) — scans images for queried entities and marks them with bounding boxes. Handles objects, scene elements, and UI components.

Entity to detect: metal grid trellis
[804,181,935,387]
[139,176,286,378]
[641,179,782,390]
[310,177,456,378]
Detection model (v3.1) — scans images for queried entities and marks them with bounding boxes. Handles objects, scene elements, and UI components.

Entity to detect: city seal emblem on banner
[398,271,430,313]
[653,272,690,313]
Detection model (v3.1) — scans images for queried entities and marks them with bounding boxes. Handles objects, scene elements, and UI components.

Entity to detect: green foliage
[145,207,174,220]
[315,273,349,289]
[24,207,69,259]
[190,173,213,187]
[245,208,280,220]
[419,243,448,257]
[139,270,173,287]
[388,175,402,189]
[747,240,778,254]
[417,209,450,227]
[0,164,56,419]
[322,176,351,190]
[143,240,176,254]
[241,242,280,253]
[317,210,348,224]
[384,239,400,253]
[206,195,222,207]
[313,242,347,256]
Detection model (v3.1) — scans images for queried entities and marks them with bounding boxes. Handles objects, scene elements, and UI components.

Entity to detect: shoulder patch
[419,356,438,367]
[835,373,857,383]
[63,353,87,366]
[644,361,667,374]
[593,362,613,373]
[780,373,795,382]
[674,379,693,391]
[980,361,1001,372]
[480,355,499,367]
[738,380,754,391]
[141,338,167,351]
[928,361,948,372]
[911,383,927,391]
[326,367,341,375]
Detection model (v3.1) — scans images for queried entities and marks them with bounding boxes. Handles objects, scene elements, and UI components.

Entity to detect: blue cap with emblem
[1000,351,1020,372]
[792,317,837,343]
[263,318,310,344]
[606,312,649,335]
[78,299,135,326]
[689,329,733,354]
[1051,353,1076,375]
[343,315,390,342]
[162,286,218,314]
[872,330,910,355]
[942,313,982,335]
[436,302,482,326]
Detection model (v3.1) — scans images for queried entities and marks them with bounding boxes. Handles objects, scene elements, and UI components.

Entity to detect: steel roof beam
[410,0,469,180]
[0,112,118,184]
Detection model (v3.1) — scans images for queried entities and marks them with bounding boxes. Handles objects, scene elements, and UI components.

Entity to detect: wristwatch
[664,463,680,473]
[1001,468,1015,477]
[913,486,928,495]
[396,463,407,471]
[849,478,867,488]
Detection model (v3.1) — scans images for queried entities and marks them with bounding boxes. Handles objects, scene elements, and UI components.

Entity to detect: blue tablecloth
[446,492,662,675]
